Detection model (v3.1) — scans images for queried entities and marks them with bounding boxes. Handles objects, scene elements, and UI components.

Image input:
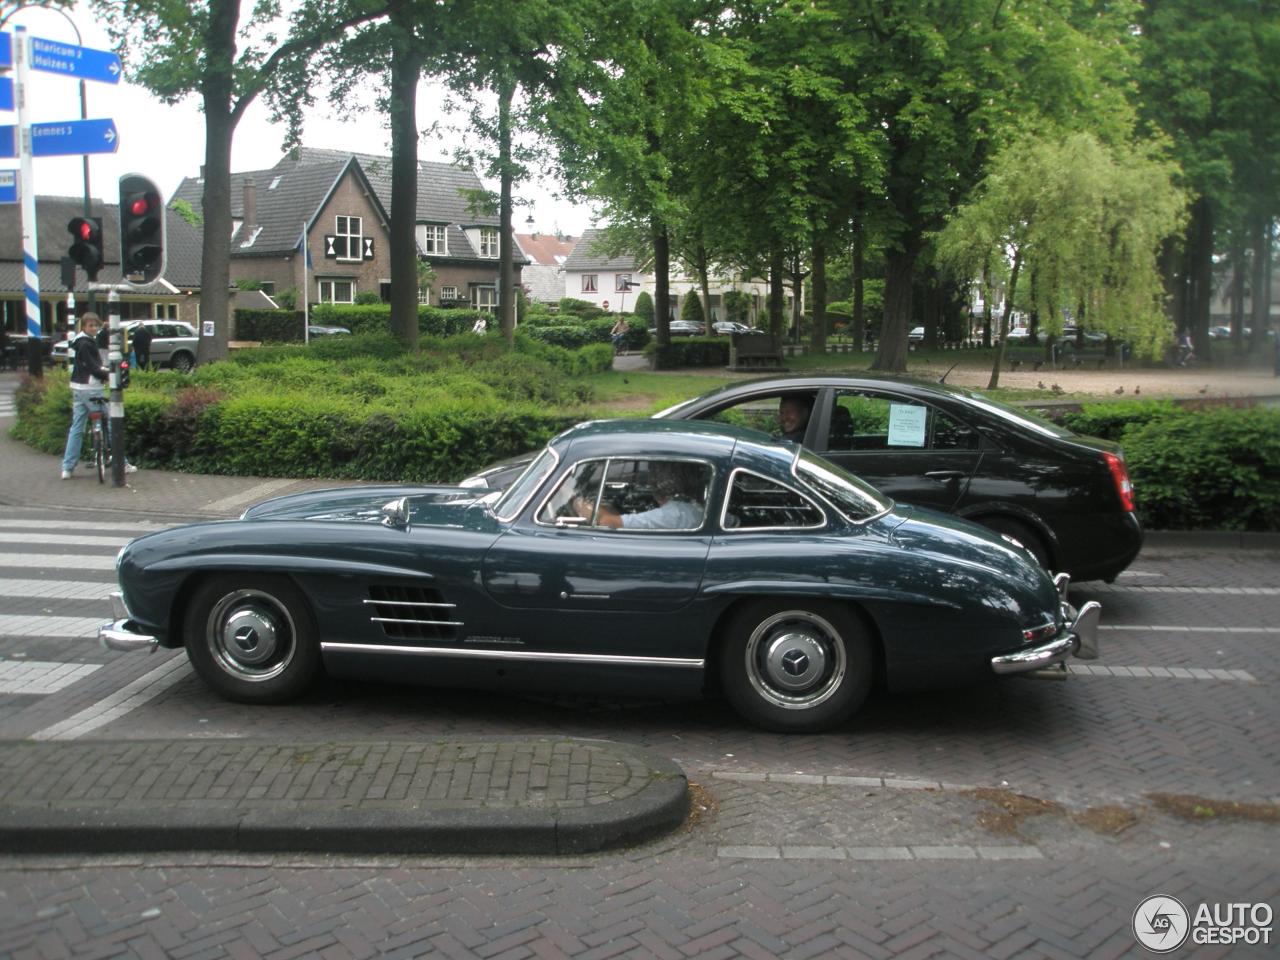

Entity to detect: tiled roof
[515,232,577,267]
[562,228,636,272]
[0,195,203,293]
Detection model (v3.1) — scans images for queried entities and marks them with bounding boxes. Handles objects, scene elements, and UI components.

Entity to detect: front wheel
[720,600,873,733]
[183,573,321,703]
[92,425,105,484]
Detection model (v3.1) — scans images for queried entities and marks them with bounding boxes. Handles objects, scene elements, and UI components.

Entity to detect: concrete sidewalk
[0,737,689,856]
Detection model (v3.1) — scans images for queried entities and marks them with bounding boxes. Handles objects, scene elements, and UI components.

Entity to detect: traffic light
[66,216,104,281]
[118,174,165,285]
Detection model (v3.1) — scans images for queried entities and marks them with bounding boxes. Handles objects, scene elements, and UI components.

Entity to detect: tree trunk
[1160,235,1186,337]
[695,242,712,331]
[652,216,670,347]
[768,246,785,349]
[790,254,805,344]
[987,246,1022,390]
[981,257,992,348]
[1186,197,1214,362]
[852,226,865,351]
[810,235,827,354]
[497,74,516,342]
[388,20,422,349]
[1249,215,1270,354]
[1229,242,1245,351]
[872,244,916,373]
[195,0,239,366]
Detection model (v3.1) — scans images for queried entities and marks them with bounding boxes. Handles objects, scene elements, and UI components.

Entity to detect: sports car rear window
[795,450,892,522]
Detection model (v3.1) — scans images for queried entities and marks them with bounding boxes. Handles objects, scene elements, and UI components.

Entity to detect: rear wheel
[183,573,321,703]
[981,516,1051,569]
[92,425,105,484]
[720,600,872,733]
[170,351,195,373]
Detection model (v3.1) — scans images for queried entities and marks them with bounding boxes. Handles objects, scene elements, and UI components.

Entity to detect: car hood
[239,484,488,525]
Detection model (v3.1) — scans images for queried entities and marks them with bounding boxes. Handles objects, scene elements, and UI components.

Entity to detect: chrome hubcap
[746,610,847,710]
[207,590,295,681]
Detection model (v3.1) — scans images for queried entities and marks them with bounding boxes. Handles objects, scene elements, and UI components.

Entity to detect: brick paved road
[1,505,1276,957]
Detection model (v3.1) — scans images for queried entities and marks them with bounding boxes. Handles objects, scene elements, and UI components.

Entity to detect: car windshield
[494,447,558,521]
[794,450,892,522]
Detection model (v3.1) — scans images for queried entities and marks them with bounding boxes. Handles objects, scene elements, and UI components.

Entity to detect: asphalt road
[0,502,1277,957]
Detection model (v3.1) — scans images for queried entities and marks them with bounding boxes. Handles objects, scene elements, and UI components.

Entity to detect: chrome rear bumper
[991,596,1102,676]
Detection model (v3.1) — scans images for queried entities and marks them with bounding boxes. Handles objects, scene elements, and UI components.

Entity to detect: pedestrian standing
[130,322,153,370]
[60,312,136,479]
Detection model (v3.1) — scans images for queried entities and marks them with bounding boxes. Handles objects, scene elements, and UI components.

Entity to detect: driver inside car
[572,461,705,530]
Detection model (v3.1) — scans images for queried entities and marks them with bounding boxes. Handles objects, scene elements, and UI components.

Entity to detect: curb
[0,740,690,857]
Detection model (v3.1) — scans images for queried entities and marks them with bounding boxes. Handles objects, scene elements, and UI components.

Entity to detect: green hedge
[645,337,731,369]
[309,304,486,338]
[524,317,650,352]
[13,333,608,483]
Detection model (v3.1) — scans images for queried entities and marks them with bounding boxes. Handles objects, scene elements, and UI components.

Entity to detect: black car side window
[828,392,978,452]
[723,470,824,530]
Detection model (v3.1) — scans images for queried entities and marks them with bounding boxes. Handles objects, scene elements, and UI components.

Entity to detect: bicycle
[87,395,109,484]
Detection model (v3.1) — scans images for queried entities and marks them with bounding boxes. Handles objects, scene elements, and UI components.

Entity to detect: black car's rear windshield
[953,388,1075,439]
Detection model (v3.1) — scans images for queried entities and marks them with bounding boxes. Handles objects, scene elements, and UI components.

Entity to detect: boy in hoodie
[60,313,136,479]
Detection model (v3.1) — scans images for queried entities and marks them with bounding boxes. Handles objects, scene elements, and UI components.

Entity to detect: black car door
[814,388,985,512]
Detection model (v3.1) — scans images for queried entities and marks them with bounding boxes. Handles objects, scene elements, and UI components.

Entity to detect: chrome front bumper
[991,575,1102,675]
[99,591,158,653]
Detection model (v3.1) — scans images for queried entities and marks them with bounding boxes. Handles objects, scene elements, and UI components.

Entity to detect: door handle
[924,470,966,482]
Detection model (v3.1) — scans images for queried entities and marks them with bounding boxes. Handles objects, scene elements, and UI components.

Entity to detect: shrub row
[308,304,488,338]
[523,317,650,352]
[234,309,307,342]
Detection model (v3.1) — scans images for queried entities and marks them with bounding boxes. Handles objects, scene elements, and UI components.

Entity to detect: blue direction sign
[0,77,11,111]
[0,170,16,205]
[0,119,120,158]
[30,118,118,156]
[0,31,11,70]
[28,35,121,84]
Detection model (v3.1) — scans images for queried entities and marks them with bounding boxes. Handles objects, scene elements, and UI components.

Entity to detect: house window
[151,303,178,320]
[582,274,598,293]
[615,274,632,292]
[318,279,355,304]
[440,285,458,302]
[479,227,499,257]
[417,286,431,305]
[472,286,497,313]
[379,281,392,303]
[421,225,448,255]
[259,282,276,296]
[335,216,362,262]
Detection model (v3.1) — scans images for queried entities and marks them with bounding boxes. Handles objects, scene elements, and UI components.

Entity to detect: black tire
[719,600,873,733]
[170,351,195,373]
[981,516,1051,569]
[93,427,105,484]
[183,573,321,703]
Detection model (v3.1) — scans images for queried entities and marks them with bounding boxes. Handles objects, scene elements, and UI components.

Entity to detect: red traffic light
[76,220,95,240]
[66,216,104,280]
[129,197,149,216]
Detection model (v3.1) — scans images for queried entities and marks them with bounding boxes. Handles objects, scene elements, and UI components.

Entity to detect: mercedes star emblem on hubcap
[782,649,810,676]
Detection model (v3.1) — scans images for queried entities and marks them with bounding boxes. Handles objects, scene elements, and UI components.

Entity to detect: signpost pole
[14,25,41,377]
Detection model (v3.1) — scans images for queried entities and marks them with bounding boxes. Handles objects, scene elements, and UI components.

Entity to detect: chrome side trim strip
[321,642,704,669]
[369,617,465,627]
[362,599,457,609]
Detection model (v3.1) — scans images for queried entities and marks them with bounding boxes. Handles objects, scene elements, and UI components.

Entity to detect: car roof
[551,417,793,463]
[659,373,975,410]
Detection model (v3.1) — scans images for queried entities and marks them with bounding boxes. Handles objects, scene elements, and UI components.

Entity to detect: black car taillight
[1103,451,1134,512]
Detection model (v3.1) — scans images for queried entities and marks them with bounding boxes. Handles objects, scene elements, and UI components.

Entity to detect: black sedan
[466,376,1142,582]
[102,420,1100,732]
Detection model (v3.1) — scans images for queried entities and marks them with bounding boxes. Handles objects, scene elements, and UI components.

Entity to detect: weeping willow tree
[936,132,1186,388]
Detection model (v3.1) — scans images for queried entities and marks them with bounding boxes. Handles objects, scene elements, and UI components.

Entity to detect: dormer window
[479,227,498,257]
[419,224,448,255]
[230,218,243,239]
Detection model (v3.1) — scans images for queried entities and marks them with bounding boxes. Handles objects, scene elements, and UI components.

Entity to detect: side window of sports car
[723,471,824,530]
[537,459,608,525]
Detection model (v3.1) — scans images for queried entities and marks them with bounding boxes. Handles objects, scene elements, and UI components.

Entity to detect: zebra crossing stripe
[0,532,132,547]
[0,520,166,534]
[30,654,191,741]
[0,579,112,601]
[0,614,106,639]
[0,660,101,694]
[0,552,119,571]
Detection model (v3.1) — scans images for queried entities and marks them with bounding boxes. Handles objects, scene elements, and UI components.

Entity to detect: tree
[95,0,389,364]
[936,132,1185,388]
[633,290,654,323]
[679,286,704,326]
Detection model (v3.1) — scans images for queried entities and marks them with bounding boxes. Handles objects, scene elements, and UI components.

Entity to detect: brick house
[0,195,202,339]
[170,148,526,316]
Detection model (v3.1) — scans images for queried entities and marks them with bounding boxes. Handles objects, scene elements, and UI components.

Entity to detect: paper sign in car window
[887,403,927,447]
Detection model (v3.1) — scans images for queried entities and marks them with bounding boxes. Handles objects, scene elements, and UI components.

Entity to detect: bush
[1120,407,1280,531]
[308,303,484,338]
[723,290,751,325]
[645,337,730,369]
[681,292,705,326]
[1061,399,1181,441]
[557,297,609,321]
[633,291,654,324]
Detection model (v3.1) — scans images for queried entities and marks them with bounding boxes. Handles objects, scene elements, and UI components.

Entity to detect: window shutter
[363,237,375,260]
[325,235,343,259]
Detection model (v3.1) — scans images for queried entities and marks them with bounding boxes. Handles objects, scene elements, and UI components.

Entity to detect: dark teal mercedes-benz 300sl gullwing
[100,420,1100,732]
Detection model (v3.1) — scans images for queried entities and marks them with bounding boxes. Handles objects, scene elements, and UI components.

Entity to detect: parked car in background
[908,326,925,343]
[101,419,1100,732]
[649,320,705,337]
[464,375,1143,583]
[713,321,762,335]
[308,324,352,337]
[53,320,198,372]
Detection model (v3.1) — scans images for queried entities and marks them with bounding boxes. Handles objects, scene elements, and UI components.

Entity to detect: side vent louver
[365,585,461,641]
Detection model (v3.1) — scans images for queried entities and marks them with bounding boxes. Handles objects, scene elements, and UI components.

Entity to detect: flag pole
[301,222,310,345]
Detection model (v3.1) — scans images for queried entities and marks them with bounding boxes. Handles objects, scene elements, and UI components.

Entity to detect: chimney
[243,178,257,234]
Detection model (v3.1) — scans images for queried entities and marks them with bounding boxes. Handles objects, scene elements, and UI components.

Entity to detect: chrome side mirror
[380,497,409,530]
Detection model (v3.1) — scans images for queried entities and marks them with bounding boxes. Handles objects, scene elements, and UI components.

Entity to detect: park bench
[1005,344,1059,371]
[729,333,786,371]
[1061,341,1130,368]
